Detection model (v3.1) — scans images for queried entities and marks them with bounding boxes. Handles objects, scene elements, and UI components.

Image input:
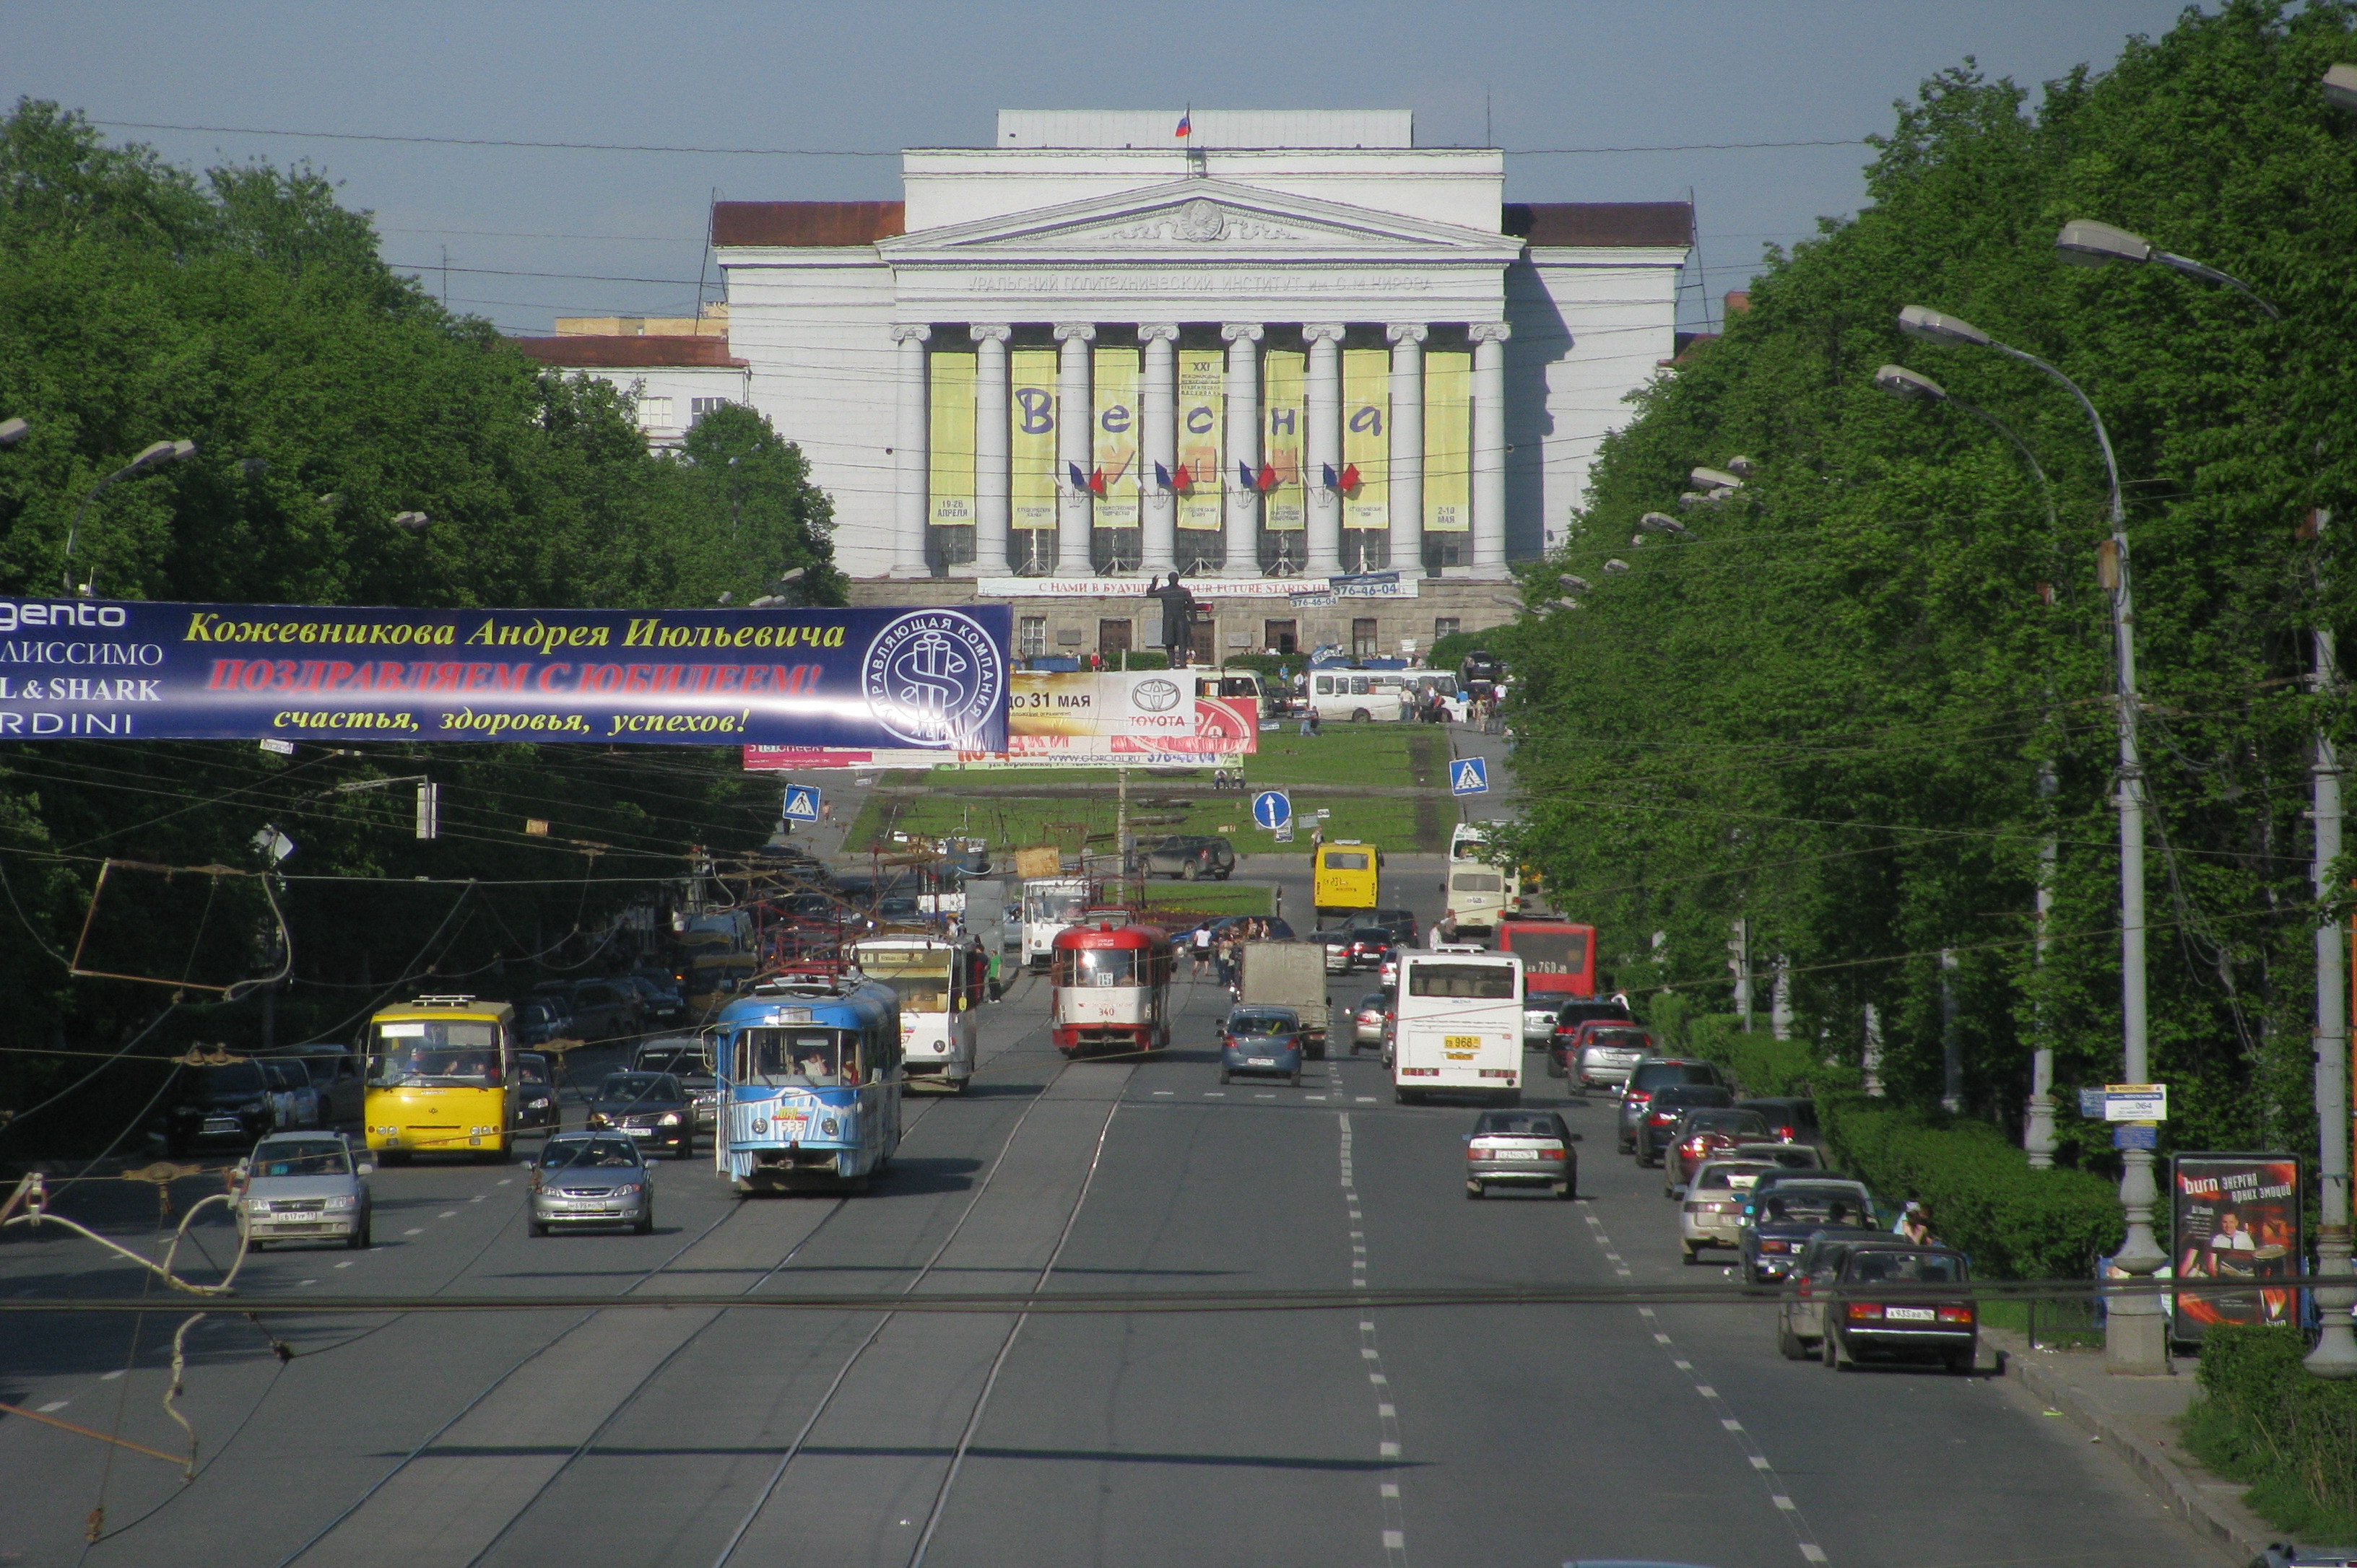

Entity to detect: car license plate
[1444,1035,1479,1051]
[202,1118,239,1135]
[1492,1149,1538,1160]
[1249,1057,1277,1066]
[1883,1306,1937,1322]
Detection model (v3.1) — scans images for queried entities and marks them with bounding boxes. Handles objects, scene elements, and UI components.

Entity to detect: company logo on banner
[745,670,1254,771]
[0,598,1010,749]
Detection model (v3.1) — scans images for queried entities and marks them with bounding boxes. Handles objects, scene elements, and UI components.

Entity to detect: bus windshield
[1407,963,1517,1000]
[1056,948,1143,987]
[735,1027,862,1089]
[1025,889,1088,923]
[1509,931,1591,975]
[1323,851,1371,871]
[370,1020,503,1086]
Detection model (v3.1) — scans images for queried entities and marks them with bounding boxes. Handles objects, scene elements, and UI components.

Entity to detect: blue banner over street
[0,597,1010,750]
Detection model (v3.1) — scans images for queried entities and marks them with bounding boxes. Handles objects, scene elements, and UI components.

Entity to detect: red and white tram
[1049,913,1173,1058]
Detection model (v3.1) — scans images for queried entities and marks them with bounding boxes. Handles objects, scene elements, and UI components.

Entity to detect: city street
[0,944,2222,1568]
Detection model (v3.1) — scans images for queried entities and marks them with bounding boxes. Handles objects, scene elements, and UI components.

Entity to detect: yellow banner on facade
[928,351,976,527]
[1424,349,1472,533]
[1342,347,1389,532]
[1177,348,1223,532]
[1263,349,1305,532]
[1010,347,1056,530]
[1093,347,1140,528]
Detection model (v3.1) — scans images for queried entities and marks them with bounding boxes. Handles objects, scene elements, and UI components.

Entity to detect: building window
[636,396,674,429]
[1264,619,1298,655]
[690,396,733,427]
[1351,618,1379,660]
[1434,617,1460,643]
[1019,617,1048,658]
[1099,619,1134,661]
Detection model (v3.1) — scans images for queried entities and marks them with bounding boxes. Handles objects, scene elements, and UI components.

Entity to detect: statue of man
[1147,572,1197,666]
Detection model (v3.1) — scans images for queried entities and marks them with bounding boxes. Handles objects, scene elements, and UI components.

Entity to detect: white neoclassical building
[534,110,1691,658]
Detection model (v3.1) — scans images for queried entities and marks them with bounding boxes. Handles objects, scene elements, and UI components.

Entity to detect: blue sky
[7,0,2200,334]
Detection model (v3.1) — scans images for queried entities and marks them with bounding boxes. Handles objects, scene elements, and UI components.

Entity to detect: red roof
[711,201,906,247]
[1503,202,1693,248]
[509,336,747,369]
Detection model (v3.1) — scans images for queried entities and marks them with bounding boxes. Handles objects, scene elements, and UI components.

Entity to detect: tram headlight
[820,1118,840,1138]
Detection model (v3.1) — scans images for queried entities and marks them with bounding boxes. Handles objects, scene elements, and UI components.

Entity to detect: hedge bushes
[2181,1325,2357,1539]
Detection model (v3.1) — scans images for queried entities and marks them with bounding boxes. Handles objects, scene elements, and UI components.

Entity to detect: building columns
[1470,321,1511,578]
[1386,323,1427,578]
[969,324,1012,578]
[1303,323,1346,579]
[1053,322,1096,578]
[889,323,932,579]
[1138,324,1180,578]
[1220,323,1264,576]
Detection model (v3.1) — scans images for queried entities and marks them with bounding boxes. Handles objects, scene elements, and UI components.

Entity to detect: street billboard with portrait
[2169,1152,2301,1337]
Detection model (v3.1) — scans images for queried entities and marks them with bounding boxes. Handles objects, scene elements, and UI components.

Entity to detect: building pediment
[877,178,1523,266]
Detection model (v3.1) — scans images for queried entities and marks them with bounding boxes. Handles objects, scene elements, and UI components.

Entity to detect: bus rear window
[1507,931,1590,974]
[1450,871,1502,893]
[1408,963,1517,999]
[1323,852,1370,871]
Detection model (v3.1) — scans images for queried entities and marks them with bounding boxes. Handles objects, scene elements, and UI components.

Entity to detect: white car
[236,1133,373,1250]
[1678,1157,1779,1263]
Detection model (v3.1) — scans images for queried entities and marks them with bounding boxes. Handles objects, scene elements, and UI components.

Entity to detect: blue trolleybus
[712,972,903,1195]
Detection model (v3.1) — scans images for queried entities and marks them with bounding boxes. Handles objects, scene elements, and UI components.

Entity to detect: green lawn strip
[854,786,1431,856]
[903,724,1437,793]
[1140,882,1275,917]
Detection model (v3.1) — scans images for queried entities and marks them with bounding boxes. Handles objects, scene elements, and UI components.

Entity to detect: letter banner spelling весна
[0,598,1010,749]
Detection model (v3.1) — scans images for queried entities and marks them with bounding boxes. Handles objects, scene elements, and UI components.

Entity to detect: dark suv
[1142,835,1236,881]
[1616,1058,1727,1154]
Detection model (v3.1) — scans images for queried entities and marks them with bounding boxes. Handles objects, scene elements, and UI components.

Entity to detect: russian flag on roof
[1176,110,1191,139]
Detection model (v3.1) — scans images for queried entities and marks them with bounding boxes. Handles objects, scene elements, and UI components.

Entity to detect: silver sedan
[528,1133,655,1235]
[236,1133,373,1250]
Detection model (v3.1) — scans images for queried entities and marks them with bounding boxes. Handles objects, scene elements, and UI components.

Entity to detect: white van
[1392,949,1524,1106]
[1021,876,1090,972]
[1308,668,1411,723]
[1444,822,1521,937]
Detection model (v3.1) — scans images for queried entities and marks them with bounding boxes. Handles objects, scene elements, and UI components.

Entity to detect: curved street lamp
[62,439,196,595]
[0,416,28,450]
[1871,364,2057,533]
[1898,302,2171,1372]
[2055,215,2354,1377]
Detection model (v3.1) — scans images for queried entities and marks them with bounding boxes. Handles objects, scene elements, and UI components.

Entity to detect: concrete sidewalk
[1980,1326,2280,1562]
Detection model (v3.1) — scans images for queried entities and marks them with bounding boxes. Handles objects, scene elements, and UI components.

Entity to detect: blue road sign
[1252,790,1292,829]
[783,785,822,824]
[1449,757,1490,796]
[2111,1123,2159,1151]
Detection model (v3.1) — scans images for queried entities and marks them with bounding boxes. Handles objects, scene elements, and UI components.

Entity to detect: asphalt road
[1,960,2227,1567]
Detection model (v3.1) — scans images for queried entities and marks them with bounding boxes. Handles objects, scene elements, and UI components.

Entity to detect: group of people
[1192,918,1280,988]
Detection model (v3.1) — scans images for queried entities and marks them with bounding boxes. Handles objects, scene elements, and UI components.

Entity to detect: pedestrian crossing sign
[783,785,822,824]
[1449,758,1489,796]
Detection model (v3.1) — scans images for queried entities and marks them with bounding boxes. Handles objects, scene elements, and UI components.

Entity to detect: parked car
[235,1133,373,1250]
[1741,1177,1878,1286]
[512,1051,560,1134]
[633,1036,719,1134]
[1557,1021,1659,1086]
[528,1132,654,1235]
[1679,1157,1784,1263]
[1776,1227,1891,1356]
[164,1060,296,1154]
[1142,835,1236,881]
[1364,908,1420,949]
[1818,1242,1978,1372]
[516,995,576,1048]
[1616,1059,1727,1154]
[1351,992,1391,1050]
[271,1045,364,1126]
[1220,1006,1305,1086]
[584,1071,695,1159]
[1634,1084,1735,1167]
[1664,1107,1776,1194]
[1463,1109,1578,1200]
[561,978,646,1042]
[1736,1096,1823,1149]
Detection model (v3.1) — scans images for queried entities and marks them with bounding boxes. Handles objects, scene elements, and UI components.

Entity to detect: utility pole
[2309,506,2356,1375]
[1728,918,1751,1031]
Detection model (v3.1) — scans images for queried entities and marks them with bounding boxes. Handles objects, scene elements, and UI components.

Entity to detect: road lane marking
[100,1370,123,1382]
[335,1260,355,1269]
[1654,1333,1673,1344]
[38,1400,67,1412]
[438,1211,458,1219]
[1722,1419,1744,1432]
[403,1228,423,1236]
[1695,1385,1716,1397]
[1774,1495,1797,1510]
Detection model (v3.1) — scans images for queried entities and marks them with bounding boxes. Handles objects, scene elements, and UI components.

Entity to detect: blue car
[1220,1006,1304,1086]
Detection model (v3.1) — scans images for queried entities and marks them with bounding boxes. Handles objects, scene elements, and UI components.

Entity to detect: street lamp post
[1872,362,2065,1165]
[1897,303,2171,1373]
[2054,216,2357,1377]
[61,438,196,595]
[0,417,29,449]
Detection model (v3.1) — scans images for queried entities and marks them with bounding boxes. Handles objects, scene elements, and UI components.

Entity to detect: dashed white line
[438,1211,458,1219]
[1342,1114,1409,1568]
[334,1260,355,1269]
[38,1400,68,1413]
[402,1227,424,1236]
[99,1370,124,1382]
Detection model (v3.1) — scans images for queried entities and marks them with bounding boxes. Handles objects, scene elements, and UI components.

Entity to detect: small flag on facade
[1321,463,1340,490]
[1088,468,1108,496]
[1339,462,1361,492]
[1176,110,1191,139]
[1172,462,1194,492]
[1154,461,1173,490]
[1067,461,1088,491]
[1256,462,1280,493]
[1238,460,1256,490]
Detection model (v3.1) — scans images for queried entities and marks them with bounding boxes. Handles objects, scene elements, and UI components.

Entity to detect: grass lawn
[1140,882,1276,917]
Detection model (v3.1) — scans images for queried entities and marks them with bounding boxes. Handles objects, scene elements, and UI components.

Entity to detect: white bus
[1021,876,1091,972]
[850,934,985,1093]
[1444,822,1521,938]
[1392,949,1524,1107]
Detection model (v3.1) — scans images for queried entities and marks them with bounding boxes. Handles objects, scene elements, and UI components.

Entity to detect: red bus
[1050,915,1174,1058]
[1496,919,1598,999]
